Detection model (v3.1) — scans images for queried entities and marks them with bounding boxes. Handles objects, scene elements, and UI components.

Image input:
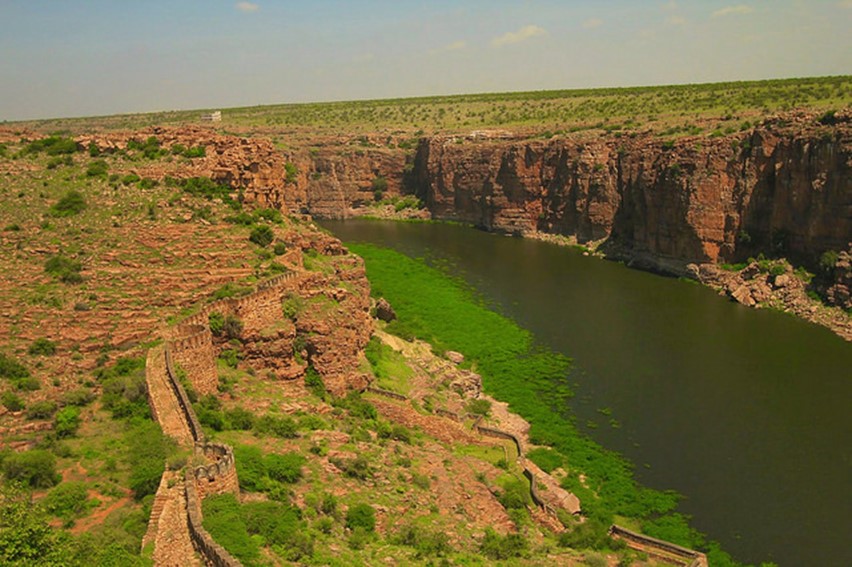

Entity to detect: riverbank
[349,242,748,566]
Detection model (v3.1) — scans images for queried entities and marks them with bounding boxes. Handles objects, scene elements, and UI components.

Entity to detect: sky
[1,0,850,121]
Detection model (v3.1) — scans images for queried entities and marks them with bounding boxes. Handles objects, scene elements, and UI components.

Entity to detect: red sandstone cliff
[411,110,851,272]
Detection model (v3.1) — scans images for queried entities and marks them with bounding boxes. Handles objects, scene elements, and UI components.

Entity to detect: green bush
[480,528,527,559]
[61,388,94,407]
[253,414,297,438]
[345,503,376,532]
[44,254,83,284]
[28,338,57,356]
[208,311,224,335]
[281,295,303,320]
[304,367,326,398]
[234,445,267,492]
[50,190,87,217]
[249,225,274,248]
[25,136,78,156]
[0,485,77,563]
[86,159,108,177]
[96,357,149,420]
[42,481,89,519]
[26,400,57,419]
[1,391,24,411]
[0,353,38,390]
[126,421,173,500]
[557,519,613,551]
[54,406,81,438]
[225,406,254,430]
[121,173,140,185]
[497,478,530,510]
[330,455,371,480]
[219,349,240,368]
[466,398,492,416]
[393,524,452,557]
[819,250,839,276]
[201,494,260,564]
[284,162,298,183]
[182,177,234,206]
[221,315,243,340]
[273,242,287,256]
[2,449,61,488]
[264,452,305,484]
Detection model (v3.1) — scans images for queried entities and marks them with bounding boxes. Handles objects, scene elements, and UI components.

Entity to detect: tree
[249,225,274,248]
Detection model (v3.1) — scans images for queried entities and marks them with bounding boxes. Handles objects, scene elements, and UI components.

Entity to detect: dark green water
[322,220,852,567]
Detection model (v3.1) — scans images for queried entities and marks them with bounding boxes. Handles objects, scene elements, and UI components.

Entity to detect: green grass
[350,243,747,566]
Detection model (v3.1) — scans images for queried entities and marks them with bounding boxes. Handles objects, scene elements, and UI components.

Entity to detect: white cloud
[712,5,754,17]
[667,15,686,25]
[235,2,259,13]
[431,40,467,54]
[582,18,603,29]
[491,25,547,47]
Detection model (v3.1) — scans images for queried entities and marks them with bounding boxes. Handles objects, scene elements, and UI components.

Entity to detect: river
[322,219,852,566]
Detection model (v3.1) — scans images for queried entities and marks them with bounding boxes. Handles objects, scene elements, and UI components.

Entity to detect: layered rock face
[411,111,851,272]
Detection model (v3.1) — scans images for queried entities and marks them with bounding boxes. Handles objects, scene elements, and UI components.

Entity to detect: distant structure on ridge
[200,110,222,122]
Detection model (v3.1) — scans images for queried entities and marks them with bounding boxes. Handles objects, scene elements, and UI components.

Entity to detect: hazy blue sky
[1,1,850,120]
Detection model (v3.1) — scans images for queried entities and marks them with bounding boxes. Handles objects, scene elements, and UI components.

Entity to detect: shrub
[393,524,452,557]
[281,295,303,320]
[25,136,78,156]
[44,254,83,284]
[50,190,86,217]
[253,414,297,439]
[819,250,839,276]
[304,367,326,398]
[466,398,491,416]
[273,242,287,256]
[497,478,530,510]
[87,143,100,157]
[234,445,267,492]
[96,357,149,420]
[285,162,298,183]
[0,353,37,391]
[372,175,388,201]
[42,481,89,519]
[1,450,60,488]
[557,519,612,550]
[264,452,305,484]
[249,225,274,247]
[330,455,371,480]
[54,406,81,438]
[182,177,234,205]
[219,349,240,368]
[201,494,260,564]
[28,338,57,356]
[120,173,140,185]
[225,407,254,430]
[86,159,108,177]
[208,312,224,335]
[127,421,173,499]
[253,208,283,224]
[345,503,376,532]
[1,391,24,411]
[221,315,243,340]
[480,528,527,559]
[26,400,58,419]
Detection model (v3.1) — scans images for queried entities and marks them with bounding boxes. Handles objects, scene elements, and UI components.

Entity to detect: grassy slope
[351,243,754,567]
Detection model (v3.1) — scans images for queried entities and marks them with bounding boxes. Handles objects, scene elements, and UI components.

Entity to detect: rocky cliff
[410,110,851,273]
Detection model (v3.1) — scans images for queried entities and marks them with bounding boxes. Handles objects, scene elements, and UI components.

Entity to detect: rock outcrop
[410,110,851,273]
